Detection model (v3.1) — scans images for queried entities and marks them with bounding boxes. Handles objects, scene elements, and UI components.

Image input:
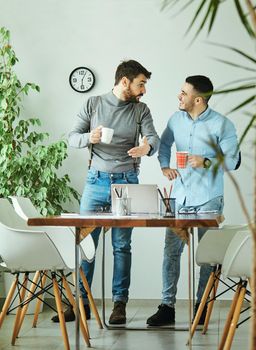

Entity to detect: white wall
[0,0,254,300]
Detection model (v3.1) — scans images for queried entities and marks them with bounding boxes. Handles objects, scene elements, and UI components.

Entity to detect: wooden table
[28,213,222,350]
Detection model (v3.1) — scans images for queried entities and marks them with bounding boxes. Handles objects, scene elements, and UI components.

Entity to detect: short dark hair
[186,75,214,103]
[114,60,151,85]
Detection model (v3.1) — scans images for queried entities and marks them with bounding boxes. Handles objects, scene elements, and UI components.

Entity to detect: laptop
[111,184,159,214]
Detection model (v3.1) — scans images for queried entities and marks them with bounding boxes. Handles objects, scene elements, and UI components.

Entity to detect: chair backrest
[9,196,40,220]
[0,199,66,272]
[196,224,248,266]
[10,196,95,263]
[222,230,252,279]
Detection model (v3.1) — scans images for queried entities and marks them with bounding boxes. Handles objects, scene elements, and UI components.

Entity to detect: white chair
[218,229,251,350]
[10,196,95,263]
[0,198,90,349]
[190,224,248,339]
[9,196,102,329]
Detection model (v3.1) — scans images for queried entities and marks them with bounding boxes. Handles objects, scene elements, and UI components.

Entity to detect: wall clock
[69,67,95,93]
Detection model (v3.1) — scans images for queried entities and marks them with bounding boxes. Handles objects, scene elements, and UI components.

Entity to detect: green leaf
[185,0,207,37]
[238,113,256,147]
[226,95,255,114]
[1,99,7,109]
[233,0,255,37]
[210,57,256,72]
[208,0,220,34]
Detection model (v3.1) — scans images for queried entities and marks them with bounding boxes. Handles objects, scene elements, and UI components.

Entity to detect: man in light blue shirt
[147,75,239,326]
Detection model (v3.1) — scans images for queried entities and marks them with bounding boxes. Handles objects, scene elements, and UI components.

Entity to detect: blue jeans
[162,196,224,306]
[79,167,139,304]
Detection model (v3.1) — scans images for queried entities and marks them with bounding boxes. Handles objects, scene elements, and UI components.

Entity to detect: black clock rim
[69,66,95,93]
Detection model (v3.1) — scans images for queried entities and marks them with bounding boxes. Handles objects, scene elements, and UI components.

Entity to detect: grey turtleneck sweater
[68,91,160,173]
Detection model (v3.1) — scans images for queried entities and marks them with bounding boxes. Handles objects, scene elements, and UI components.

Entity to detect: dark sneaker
[146,304,175,326]
[109,301,126,324]
[51,304,91,323]
[193,302,207,325]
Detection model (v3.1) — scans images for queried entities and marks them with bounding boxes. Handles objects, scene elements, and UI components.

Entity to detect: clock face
[69,67,95,93]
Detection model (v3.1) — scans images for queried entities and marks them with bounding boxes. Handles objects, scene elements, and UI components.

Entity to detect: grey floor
[0,300,250,350]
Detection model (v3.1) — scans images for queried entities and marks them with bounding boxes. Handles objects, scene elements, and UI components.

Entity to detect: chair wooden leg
[62,274,91,347]
[248,277,252,290]
[80,268,103,329]
[223,284,247,350]
[79,296,90,339]
[187,271,215,344]
[0,274,18,328]
[32,271,47,327]
[15,271,40,338]
[218,283,242,350]
[52,273,70,350]
[202,268,221,334]
[11,273,29,345]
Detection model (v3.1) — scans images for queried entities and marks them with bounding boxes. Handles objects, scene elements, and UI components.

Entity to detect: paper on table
[61,213,79,217]
[61,213,159,219]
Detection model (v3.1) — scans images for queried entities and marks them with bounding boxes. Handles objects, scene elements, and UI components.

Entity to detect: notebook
[111,184,159,214]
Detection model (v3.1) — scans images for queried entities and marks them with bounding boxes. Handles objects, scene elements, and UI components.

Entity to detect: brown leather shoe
[51,304,91,323]
[109,301,126,324]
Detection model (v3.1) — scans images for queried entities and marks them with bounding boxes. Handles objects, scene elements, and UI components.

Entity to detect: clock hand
[81,71,87,84]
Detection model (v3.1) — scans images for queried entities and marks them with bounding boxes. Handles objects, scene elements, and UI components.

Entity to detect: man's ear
[121,76,129,87]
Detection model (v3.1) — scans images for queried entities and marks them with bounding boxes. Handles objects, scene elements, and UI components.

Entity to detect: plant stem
[245,0,256,34]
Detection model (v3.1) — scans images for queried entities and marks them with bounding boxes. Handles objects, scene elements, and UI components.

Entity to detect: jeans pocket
[86,170,97,184]
[125,171,139,184]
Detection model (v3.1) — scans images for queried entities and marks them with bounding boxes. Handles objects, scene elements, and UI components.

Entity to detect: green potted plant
[0,27,79,215]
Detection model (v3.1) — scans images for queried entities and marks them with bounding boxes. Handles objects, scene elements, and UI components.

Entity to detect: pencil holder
[115,197,131,216]
[160,198,176,217]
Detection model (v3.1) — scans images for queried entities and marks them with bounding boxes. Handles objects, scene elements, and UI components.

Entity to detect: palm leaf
[184,0,207,36]
[233,0,255,37]
[214,84,256,94]
[208,0,220,34]
[238,113,256,147]
[211,57,256,72]
[217,77,256,89]
[207,41,256,64]
[226,95,256,114]
[161,0,182,11]
[161,0,193,11]
[161,0,255,39]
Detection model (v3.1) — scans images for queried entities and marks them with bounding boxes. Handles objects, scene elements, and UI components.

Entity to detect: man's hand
[161,167,179,180]
[188,155,204,168]
[89,125,103,144]
[127,136,150,158]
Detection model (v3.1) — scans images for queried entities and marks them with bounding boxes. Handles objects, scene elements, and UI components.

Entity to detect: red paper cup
[176,151,188,168]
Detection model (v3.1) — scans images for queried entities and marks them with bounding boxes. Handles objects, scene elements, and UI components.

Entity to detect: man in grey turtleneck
[66,60,159,324]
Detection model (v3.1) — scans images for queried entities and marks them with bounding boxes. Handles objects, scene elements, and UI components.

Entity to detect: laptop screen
[111,184,159,214]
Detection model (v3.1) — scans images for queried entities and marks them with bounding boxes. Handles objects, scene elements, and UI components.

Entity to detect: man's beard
[124,88,143,103]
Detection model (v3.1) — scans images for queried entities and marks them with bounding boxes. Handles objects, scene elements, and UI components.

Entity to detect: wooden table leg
[75,227,81,350]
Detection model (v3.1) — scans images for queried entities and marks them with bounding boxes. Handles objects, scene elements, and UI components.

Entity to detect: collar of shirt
[185,106,211,122]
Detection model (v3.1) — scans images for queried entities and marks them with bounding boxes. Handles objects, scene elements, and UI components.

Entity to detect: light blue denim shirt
[158,107,239,206]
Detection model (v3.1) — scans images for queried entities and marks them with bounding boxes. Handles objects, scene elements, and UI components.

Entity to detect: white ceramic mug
[101,127,114,144]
